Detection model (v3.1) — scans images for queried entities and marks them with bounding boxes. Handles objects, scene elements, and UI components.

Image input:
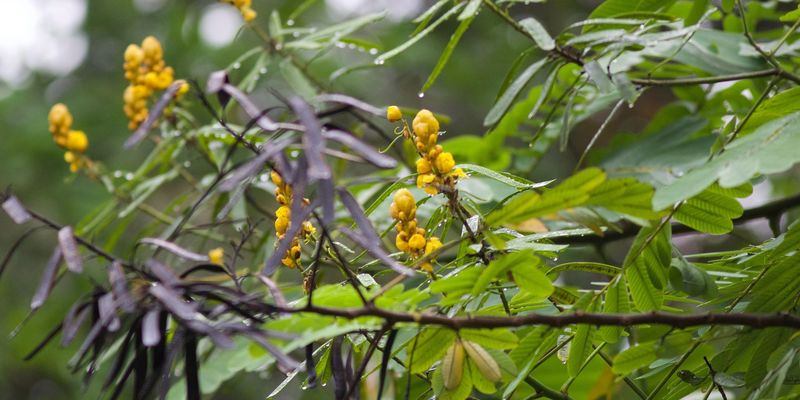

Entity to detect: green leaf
[376,3,465,64]
[512,259,554,299]
[567,299,597,377]
[623,223,671,311]
[286,12,385,49]
[686,0,710,25]
[487,167,606,226]
[484,58,549,126]
[584,60,614,93]
[472,251,535,296]
[586,177,663,219]
[599,276,629,343]
[739,87,800,137]
[458,163,547,190]
[548,262,621,277]
[674,185,744,234]
[420,15,475,94]
[279,59,317,101]
[431,266,481,294]
[460,328,519,350]
[612,341,657,375]
[654,112,800,209]
[588,0,670,20]
[745,329,789,388]
[458,0,481,20]
[746,253,800,312]
[509,326,552,367]
[668,258,718,298]
[408,327,457,373]
[519,17,555,50]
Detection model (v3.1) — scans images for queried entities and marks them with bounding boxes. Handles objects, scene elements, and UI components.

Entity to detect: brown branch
[271,304,800,329]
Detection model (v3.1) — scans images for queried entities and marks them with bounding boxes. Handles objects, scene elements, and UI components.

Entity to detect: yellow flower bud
[392,189,416,217]
[48,103,72,137]
[271,170,283,186]
[141,36,163,60]
[125,44,144,64]
[435,152,455,174]
[66,130,88,153]
[64,151,76,163]
[386,105,402,122]
[242,8,257,21]
[408,234,426,251]
[208,247,224,265]
[413,109,439,138]
[275,217,289,235]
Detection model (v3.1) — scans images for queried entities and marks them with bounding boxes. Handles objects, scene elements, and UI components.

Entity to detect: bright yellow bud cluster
[387,107,465,195]
[390,189,442,272]
[123,36,188,130]
[221,0,256,22]
[411,110,465,195]
[48,103,90,172]
[271,171,316,268]
[208,247,225,265]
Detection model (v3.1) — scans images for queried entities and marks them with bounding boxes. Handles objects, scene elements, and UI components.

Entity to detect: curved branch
[273,305,800,329]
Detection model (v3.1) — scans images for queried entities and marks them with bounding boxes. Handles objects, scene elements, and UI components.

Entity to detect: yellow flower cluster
[387,107,465,195]
[271,171,316,268]
[220,0,256,22]
[390,189,442,272]
[48,103,90,172]
[411,110,465,195]
[122,36,188,130]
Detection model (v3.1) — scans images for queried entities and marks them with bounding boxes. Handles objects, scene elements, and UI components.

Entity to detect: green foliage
[5,0,800,399]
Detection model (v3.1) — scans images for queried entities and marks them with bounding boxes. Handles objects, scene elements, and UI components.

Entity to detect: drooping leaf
[484,59,548,126]
[519,17,555,51]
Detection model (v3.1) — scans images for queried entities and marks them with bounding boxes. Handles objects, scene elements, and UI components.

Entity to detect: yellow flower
[64,151,76,163]
[208,247,225,265]
[409,234,426,251]
[435,152,455,174]
[416,158,431,174]
[386,105,402,122]
[425,237,442,256]
[66,130,88,153]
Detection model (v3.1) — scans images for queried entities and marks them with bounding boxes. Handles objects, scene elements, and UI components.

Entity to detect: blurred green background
[4,0,789,399]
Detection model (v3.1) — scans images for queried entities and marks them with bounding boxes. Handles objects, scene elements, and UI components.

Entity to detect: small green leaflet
[674,184,747,235]
[567,298,597,377]
[599,276,629,343]
[472,250,544,296]
[654,112,800,209]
